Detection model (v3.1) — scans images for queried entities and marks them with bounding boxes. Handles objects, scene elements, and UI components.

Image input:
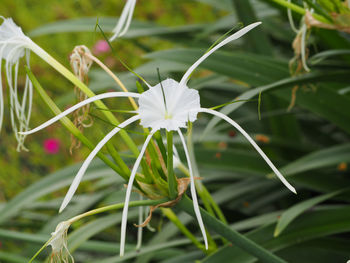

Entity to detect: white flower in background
[110,0,137,41]
[21,21,296,256]
[47,221,74,263]
[0,16,36,151]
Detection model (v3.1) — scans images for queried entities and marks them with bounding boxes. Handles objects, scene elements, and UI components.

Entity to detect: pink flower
[44,138,60,154]
[92,40,110,55]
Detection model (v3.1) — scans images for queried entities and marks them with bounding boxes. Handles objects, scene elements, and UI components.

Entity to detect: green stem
[26,68,128,180]
[269,0,329,23]
[69,198,168,223]
[177,196,288,263]
[202,187,228,225]
[160,208,206,252]
[167,131,177,199]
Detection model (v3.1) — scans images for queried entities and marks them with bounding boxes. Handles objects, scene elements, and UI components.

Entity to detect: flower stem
[167,131,177,199]
[69,198,168,223]
[177,195,288,263]
[268,0,329,23]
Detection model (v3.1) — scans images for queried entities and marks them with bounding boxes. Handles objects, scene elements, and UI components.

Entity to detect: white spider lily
[0,16,36,151]
[110,0,137,41]
[0,16,70,151]
[21,21,296,256]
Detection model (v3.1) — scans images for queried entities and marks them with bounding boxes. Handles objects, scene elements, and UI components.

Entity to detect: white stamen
[59,115,140,212]
[199,108,296,194]
[120,131,155,256]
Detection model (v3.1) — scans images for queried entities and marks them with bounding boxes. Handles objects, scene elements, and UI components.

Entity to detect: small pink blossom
[92,40,110,55]
[44,138,60,154]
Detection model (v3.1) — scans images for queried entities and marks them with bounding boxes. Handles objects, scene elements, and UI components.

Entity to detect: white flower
[0,16,36,151]
[21,22,296,256]
[110,0,137,41]
[138,78,200,131]
[47,221,74,262]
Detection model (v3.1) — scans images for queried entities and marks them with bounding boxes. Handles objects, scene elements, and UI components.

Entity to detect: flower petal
[177,128,208,250]
[59,115,140,213]
[110,0,137,41]
[180,22,262,86]
[120,131,155,256]
[199,108,296,194]
[20,91,140,135]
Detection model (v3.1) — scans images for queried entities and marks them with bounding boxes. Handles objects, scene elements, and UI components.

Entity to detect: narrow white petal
[110,0,137,41]
[19,91,140,135]
[180,22,262,86]
[110,0,133,40]
[120,131,154,256]
[119,0,136,37]
[177,128,208,250]
[199,108,296,194]
[59,115,140,213]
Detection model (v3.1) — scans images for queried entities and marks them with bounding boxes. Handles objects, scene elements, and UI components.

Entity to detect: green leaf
[203,206,350,262]
[274,188,347,237]
[280,144,350,176]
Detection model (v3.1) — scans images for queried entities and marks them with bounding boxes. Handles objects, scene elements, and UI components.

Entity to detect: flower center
[164,112,172,119]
